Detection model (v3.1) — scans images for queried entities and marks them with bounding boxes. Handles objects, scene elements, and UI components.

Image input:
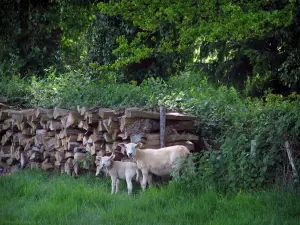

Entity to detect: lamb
[119,142,192,191]
[95,154,140,195]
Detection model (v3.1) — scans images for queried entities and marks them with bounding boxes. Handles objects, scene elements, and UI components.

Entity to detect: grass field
[0,169,299,225]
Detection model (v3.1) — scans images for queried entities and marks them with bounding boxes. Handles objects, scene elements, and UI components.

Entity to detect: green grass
[0,170,299,225]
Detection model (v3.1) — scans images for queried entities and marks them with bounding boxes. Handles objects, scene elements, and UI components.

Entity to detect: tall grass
[0,169,299,225]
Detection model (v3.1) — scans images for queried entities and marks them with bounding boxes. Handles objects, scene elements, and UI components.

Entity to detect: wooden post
[250,140,257,158]
[285,140,299,184]
[160,105,166,148]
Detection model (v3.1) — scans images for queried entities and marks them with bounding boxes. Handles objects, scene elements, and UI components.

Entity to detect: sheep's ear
[110,154,115,160]
[136,142,143,149]
[118,143,126,154]
[96,156,102,160]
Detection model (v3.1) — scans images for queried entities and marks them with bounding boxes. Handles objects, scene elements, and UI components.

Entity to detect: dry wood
[167,120,195,131]
[34,129,46,146]
[0,109,10,121]
[66,134,78,142]
[19,122,31,131]
[3,118,13,130]
[21,128,34,136]
[13,146,22,161]
[91,130,104,142]
[98,108,115,119]
[55,151,65,162]
[67,142,80,151]
[64,158,73,175]
[6,157,14,166]
[65,151,74,159]
[97,120,106,132]
[36,108,54,119]
[29,151,42,162]
[119,116,136,132]
[48,120,63,131]
[112,129,120,141]
[66,112,83,128]
[41,158,54,171]
[42,137,56,151]
[53,107,71,119]
[125,108,197,120]
[105,143,113,153]
[77,133,84,142]
[1,131,12,146]
[103,133,113,143]
[1,145,11,154]
[43,150,55,160]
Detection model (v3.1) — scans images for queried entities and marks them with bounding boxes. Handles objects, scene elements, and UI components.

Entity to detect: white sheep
[118,142,192,191]
[95,154,140,195]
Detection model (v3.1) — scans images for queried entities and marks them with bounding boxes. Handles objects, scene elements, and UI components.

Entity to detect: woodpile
[0,105,198,176]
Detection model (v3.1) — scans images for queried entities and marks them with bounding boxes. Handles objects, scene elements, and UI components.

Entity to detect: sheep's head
[118,142,143,158]
[95,155,115,176]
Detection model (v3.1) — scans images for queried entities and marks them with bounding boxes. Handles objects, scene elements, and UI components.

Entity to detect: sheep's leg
[115,178,120,193]
[141,170,149,191]
[73,163,79,177]
[111,176,117,194]
[147,173,153,188]
[126,177,133,195]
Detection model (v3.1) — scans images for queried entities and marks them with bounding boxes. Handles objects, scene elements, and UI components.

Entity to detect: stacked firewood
[0,104,198,175]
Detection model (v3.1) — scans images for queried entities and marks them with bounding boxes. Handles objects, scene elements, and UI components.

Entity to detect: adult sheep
[118,142,192,191]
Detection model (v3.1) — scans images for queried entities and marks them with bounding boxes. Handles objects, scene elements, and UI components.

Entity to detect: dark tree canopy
[1,0,300,95]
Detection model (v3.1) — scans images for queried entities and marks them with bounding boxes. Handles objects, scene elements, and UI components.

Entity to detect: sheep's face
[119,142,142,158]
[100,156,113,169]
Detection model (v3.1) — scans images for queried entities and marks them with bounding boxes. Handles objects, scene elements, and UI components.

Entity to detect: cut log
[105,144,113,153]
[77,133,84,142]
[43,150,55,159]
[1,145,11,155]
[41,158,54,171]
[64,158,73,175]
[167,120,195,131]
[67,142,80,151]
[65,151,74,159]
[59,128,82,139]
[55,151,65,162]
[48,120,63,131]
[65,134,78,142]
[103,119,119,134]
[53,107,71,119]
[34,129,46,146]
[119,116,136,132]
[42,137,56,151]
[29,151,42,162]
[21,128,34,136]
[91,132,104,142]
[1,131,12,146]
[125,108,197,120]
[103,133,113,143]
[98,120,106,132]
[36,108,54,119]
[66,112,83,128]
[0,109,10,121]
[145,133,199,143]
[98,108,115,119]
